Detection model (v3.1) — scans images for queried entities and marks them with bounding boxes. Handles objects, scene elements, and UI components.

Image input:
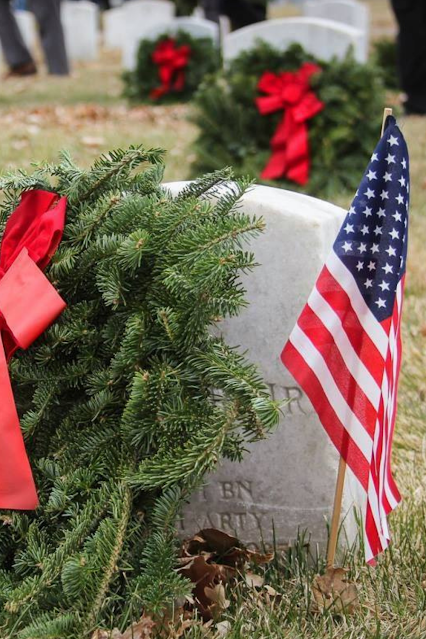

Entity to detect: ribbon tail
[0,337,38,509]
[285,115,310,185]
[261,113,289,180]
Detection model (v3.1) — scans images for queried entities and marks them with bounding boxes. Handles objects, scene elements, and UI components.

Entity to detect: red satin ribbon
[150,38,191,100]
[0,189,66,509]
[256,63,324,185]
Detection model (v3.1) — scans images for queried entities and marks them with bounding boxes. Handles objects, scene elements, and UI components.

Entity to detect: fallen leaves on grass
[312,567,359,615]
[179,528,273,621]
[91,614,155,639]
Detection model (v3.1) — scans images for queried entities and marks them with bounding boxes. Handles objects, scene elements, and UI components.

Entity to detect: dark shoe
[4,62,37,79]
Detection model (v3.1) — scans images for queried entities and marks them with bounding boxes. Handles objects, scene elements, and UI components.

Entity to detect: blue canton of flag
[334,116,409,322]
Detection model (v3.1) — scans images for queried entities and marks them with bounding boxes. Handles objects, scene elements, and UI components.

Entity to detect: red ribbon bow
[150,38,191,100]
[0,190,66,509]
[256,63,324,185]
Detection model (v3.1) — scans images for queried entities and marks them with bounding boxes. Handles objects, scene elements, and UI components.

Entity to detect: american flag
[281,115,409,564]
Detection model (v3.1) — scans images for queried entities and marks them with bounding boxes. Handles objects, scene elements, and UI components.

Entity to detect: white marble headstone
[62,1,99,61]
[222,17,367,64]
[303,0,369,61]
[148,17,220,43]
[104,6,126,50]
[15,10,37,52]
[165,182,358,551]
[121,0,176,70]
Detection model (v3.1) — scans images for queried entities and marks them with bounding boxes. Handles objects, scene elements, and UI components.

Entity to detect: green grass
[1,14,426,637]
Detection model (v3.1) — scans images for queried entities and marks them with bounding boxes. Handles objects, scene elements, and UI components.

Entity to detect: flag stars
[348,205,356,216]
[373,225,383,236]
[358,242,367,254]
[380,190,389,200]
[363,206,373,217]
[360,224,369,235]
[356,261,364,271]
[386,154,396,164]
[371,152,379,162]
[402,158,407,169]
[388,135,399,146]
[371,243,379,254]
[342,241,352,253]
[364,278,373,289]
[383,172,393,183]
[375,298,387,309]
[383,263,393,274]
[366,170,377,181]
[389,228,399,240]
[392,211,402,222]
[344,223,355,234]
[398,176,406,188]
[377,207,386,218]
[386,245,397,257]
[379,280,390,292]
[365,188,375,199]
[396,193,405,205]
[367,261,376,271]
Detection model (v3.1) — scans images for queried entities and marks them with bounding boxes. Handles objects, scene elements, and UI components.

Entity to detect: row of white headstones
[6,0,369,70]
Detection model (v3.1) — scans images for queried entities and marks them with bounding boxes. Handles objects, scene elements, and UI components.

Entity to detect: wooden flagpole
[326,106,394,569]
[381,107,393,136]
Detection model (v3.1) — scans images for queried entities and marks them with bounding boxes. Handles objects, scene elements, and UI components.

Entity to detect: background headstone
[121,0,176,70]
[147,17,220,43]
[103,6,125,50]
[165,182,358,551]
[62,1,99,61]
[15,10,37,53]
[303,0,369,61]
[222,17,367,64]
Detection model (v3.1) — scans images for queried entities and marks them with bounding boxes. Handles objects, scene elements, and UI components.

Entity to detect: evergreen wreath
[123,30,220,104]
[192,42,386,197]
[0,149,279,637]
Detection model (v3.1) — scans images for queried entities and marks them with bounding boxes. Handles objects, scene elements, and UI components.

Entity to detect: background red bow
[150,38,191,100]
[256,63,324,185]
[0,190,66,509]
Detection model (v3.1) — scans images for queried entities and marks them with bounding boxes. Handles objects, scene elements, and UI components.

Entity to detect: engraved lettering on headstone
[266,384,306,415]
[235,513,247,529]
[219,480,254,501]
[201,513,217,529]
[218,513,232,530]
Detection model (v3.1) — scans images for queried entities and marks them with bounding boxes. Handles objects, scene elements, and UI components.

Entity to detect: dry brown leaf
[179,554,232,620]
[246,549,274,565]
[121,614,156,639]
[215,620,231,637]
[91,630,122,639]
[312,567,359,615]
[244,572,264,588]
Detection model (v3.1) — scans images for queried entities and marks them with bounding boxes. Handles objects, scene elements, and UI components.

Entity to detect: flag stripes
[281,116,409,563]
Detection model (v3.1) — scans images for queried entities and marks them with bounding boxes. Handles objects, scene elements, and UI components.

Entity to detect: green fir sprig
[0,148,279,638]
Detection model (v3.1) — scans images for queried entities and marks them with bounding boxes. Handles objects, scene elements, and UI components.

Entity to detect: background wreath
[123,30,220,104]
[191,42,386,197]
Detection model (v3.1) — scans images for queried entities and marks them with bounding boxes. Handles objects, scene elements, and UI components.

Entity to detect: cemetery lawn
[1,10,426,637]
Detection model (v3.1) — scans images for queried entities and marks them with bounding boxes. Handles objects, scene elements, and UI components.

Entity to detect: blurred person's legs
[202,0,221,23]
[0,0,37,75]
[28,0,69,75]
[219,0,266,30]
[391,0,426,114]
